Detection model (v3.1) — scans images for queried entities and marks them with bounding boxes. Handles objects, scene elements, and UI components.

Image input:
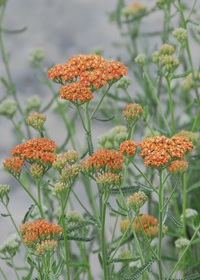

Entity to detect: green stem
[167,223,200,280]
[158,170,164,280]
[58,189,71,225]
[11,119,24,141]
[0,267,8,280]
[79,242,93,280]
[60,196,71,280]
[37,180,45,219]
[125,88,134,103]
[10,256,20,280]
[145,120,155,136]
[191,106,200,132]
[88,180,102,227]
[16,178,38,206]
[166,77,175,134]
[162,176,180,212]
[71,189,94,219]
[144,67,172,135]
[102,190,109,280]
[130,159,158,194]
[182,173,187,238]
[90,85,111,120]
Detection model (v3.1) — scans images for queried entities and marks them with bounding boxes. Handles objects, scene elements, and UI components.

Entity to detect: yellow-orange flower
[133,214,159,238]
[167,160,188,174]
[19,220,62,246]
[3,156,24,173]
[59,81,93,102]
[119,140,137,157]
[10,137,57,164]
[138,135,194,167]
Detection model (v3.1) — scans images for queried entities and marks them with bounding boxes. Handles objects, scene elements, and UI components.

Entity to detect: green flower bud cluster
[0,233,20,257]
[52,181,69,197]
[116,76,131,90]
[160,44,175,55]
[0,99,18,119]
[96,172,123,190]
[29,47,45,64]
[174,130,200,145]
[135,54,146,66]
[64,150,79,165]
[127,191,148,214]
[160,54,179,72]
[30,205,48,220]
[53,154,68,172]
[175,238,190,255]
[66,211,83,227]
[25,95,42,112]
[98,125,128,150]
[180,208,198,228]
[118,250,132,259]
[59,164,80,184]
[173,28,187,44]
[30,163,44,179]
[121,2,147,16]
[152,51,160,66]
[26,112,46,131]
[0,184,10,199]
[156,0,172,9]
[35,239,57,256]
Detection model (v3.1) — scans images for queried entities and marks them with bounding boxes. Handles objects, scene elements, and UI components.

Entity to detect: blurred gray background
[0,0,199,279]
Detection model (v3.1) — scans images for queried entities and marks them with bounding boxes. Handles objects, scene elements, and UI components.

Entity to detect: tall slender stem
[37,180,45,219]
[158,170,164,280]
[166,78,175,134]
[60,196,71,280]
[102,192,109,280]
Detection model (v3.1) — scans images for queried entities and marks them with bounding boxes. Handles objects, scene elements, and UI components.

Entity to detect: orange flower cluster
[119,140,137,157]
[59,164,80,184]
[19,220,62,247]
[35,239,57,255]
[10,137,57,164]
[123,103,143,123]
[127,191,147,213]
[167,160,189,174]
[138,136,194,167]
[48,54,128,103]
[3,156,24,173]
[120,219,131,234]
[60,82,93,102]
[30,163,44,179]
[26,112,46,131]
[174,130,199,145]
[133,214,159,238]
[81,149,124,174]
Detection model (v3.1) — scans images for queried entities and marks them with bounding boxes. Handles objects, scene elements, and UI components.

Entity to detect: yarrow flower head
[98,125,128,150]
[119,140,138,158]
[26,112,46,132]
[123,103,144,124]
[19,220,62,250]
[10,137,57,166]
[175,238,190,255]
[81,149,124,175]
[0,99,18,119]
[115,76,131,90]
[30,163,44,179]
[126,191,148,214]
[160,54,179,73]
[0,238,20,257]
[29,47,45,64]
[135,54,146,66]
[138,135,195,168]
[25,95,42,112]
[35,239,57,256]
[3,157,24,178]
[133,214,160,239]
[120,219,131,234]
[118,250,132,259]
[0,184,10,199]
[173,28,187,44]
[152,51,160,66]
[53,153,68,172]
[59,164,80,184]
[66,211,83,228]
[160,44,175,55]
[174,130,199,145]
[52,181,69,197]
[122,2,147,16]
[167,160,188,176]
[180,208,198,228]
[64,150,79,165]
[96,172,123,190]
[48,54,128,104]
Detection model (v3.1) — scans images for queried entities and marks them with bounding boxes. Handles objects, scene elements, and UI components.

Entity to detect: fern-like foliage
[22,204,36,223]
[110,186,139,195]
[58,234,94,242]
[109,257,140,264]
[110,234,134,254]
[93,116,115,122]
[116,199,129,212]
[106,202,127,217]
[124,256,156,280]
[80,148,89,159]
[86,131,94,156]
[134,181,155,192]
[167,273,200,280]
[65,219,99,233]
[168,211,183,228]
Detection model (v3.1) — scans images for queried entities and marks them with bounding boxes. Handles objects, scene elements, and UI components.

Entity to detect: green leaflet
[167,273,200,280]
[172,68,193,79]
[21,267,34,280]
[125,257,156,280]
[80,148,89,159]
[58,234,94,242]
[187,181,200,193]
[110,186,139,195]
[116,199,128,212]
[0,27,27,34]
[134,181,155,192]
[65,219,100,233]
[22,205,36,223]
[98,253,103,268]
[106,202,127,217]
[93,116,115,122]
[168,212,183,228]
[27,257,37,269]
[108,257,140,264]
[53,259,65,278]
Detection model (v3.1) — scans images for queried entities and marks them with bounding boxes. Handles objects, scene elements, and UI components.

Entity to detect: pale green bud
[0,184,10,199]
[119,250,132,259]
[66,211,83,227]
[116,76,131,89]
[160,44,175,55]
[29,47,45,64]
[175,238,190,255]
[180,208,198,227]
[25,95,42,112]
[135,54,146,66]
[152,51,160,65]
[0,99,18,119]
[0,239,19,256]
[173,28,187,44]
